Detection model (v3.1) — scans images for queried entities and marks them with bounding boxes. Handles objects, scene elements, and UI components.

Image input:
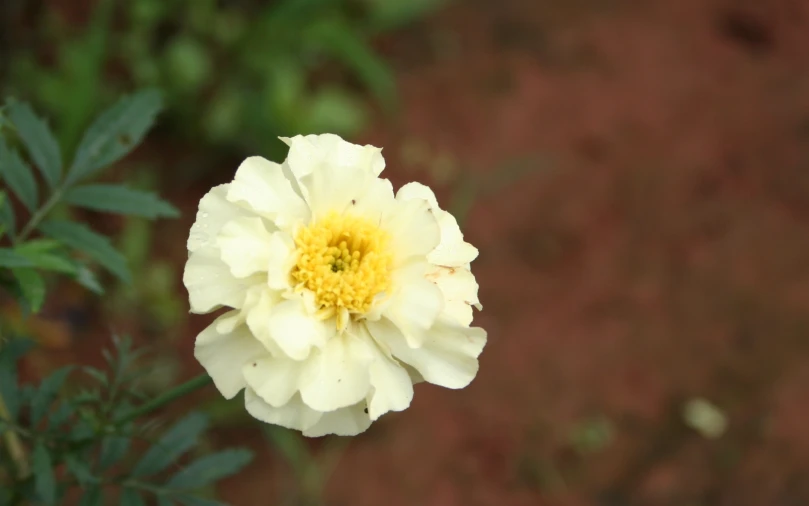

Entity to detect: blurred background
[3,0,809,504]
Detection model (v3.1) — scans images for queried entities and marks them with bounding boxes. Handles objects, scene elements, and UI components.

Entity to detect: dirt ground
[16,0,809,504]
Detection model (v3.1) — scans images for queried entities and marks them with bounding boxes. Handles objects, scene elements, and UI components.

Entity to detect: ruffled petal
[265,298,331,360]
[367,343,414,421]
[265,231,296,290]
[217,216,275,278]
[245,389,323,431]
[368,317,486,389]
[384,196,441,266]
[383,261,444,347]
[299,333,373,412]
[227,156,310,228]
[184,251,258,313]
[397,182,478,267]
[187,184,254,255]
[242,354,304,407]
[194,312,267,399]
[302,402,372,437]
[427,266,481,326]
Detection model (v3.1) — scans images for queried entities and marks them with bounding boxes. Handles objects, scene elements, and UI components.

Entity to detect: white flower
[184,134,486,437]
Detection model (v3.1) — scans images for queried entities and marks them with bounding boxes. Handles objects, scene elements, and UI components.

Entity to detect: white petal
[427,266,481,326]
[245,389,322,431]
[187,184,254,254]
[227,156,309,228]
[302,402,372,437]
[195,312,267,399]
[266,231,296,290]
[384,196,441,266]
[397,182,478,267]
[299,333,373,412]
[217,217,275,278]
[367,345,414,421]
[242,355,303,407]
[184,251,257,313]
[351,177,395,223]
[384,262,444,347]
[368,317,487,389]
[266,298,331,360]
[281,134,385,179]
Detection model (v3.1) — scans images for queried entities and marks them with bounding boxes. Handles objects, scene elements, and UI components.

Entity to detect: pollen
[291,211,393,320]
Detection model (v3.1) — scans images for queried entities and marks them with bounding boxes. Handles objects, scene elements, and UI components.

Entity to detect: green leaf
[11,267,46,313]
[99,433,131,470]
[78,486,103,506]
[65,455,97,487]
[64,184,179,219]
[0,339,34,421]
[38,220,131,282]
[166,448,253,490]
[47,400,75,429]
[73,264,104,294]
[0,191,15,239]
[120,488,146,506]
[14,240,79,274]
[0,248,32,268]
[67,89,163,184]
[32,442,57,505]
[5,99,63,188]
[132,412,208,477]
[0,137,38,211]
[30,366,73,423]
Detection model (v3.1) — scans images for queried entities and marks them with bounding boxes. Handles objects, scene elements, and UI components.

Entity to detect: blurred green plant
[0,94,251,505]
[6,0,445,171]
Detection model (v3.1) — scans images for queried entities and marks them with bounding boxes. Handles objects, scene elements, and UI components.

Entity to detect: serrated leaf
[99,432,131,470]
[11,267,46,313]
[32,442,56,505]
[132,412,208,477]
[65,455,97,487]
[14,242,79,274]
[0,191,15,239]
[120,488,146,506]
[166,449,252,490]
[0,137,38,211]
[0,248,32,268]
[67,89,163,184]
[31,366,73,423]
[0,338,34,421]
[38,220,131,282]
[64,184,179,219]
[5,99,62,188]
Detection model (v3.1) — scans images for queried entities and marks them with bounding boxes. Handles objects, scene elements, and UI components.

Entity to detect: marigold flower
[184,134,486,436]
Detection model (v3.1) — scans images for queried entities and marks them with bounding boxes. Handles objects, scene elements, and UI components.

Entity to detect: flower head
[184,134,486,436]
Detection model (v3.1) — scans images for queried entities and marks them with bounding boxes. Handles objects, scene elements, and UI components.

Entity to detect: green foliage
[4,0,444,172]
[0,336,253,505]
[0,93,176,312]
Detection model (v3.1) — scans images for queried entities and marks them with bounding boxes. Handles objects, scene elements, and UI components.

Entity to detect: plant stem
[114,373,212,425]
[17,187,65,242]
[0,391,29,479]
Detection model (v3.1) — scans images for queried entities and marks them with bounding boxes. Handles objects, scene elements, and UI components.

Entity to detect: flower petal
[245,389,322,431]
[281,134,386,180]
[299,333,373,412]
[427,266,481,326]
[384,196,441,266]
[266,231,296,290]
[187,184,253,255]
[195,312,267,399]
[384,261,444,347]
[227,156,309,228]
[265,298,331,360]
[242,355,303,407]
[397,182,478,267]
[184,251,258,313]
[302,402,372,437]
[368,317,487,389]
[367,346,414,421]
[217,216,275,278]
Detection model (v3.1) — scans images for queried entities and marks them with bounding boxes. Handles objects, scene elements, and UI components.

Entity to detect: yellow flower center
[291,211,392,319]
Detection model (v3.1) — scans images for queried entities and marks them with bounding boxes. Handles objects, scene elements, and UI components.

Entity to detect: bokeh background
[3,0,809,504]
